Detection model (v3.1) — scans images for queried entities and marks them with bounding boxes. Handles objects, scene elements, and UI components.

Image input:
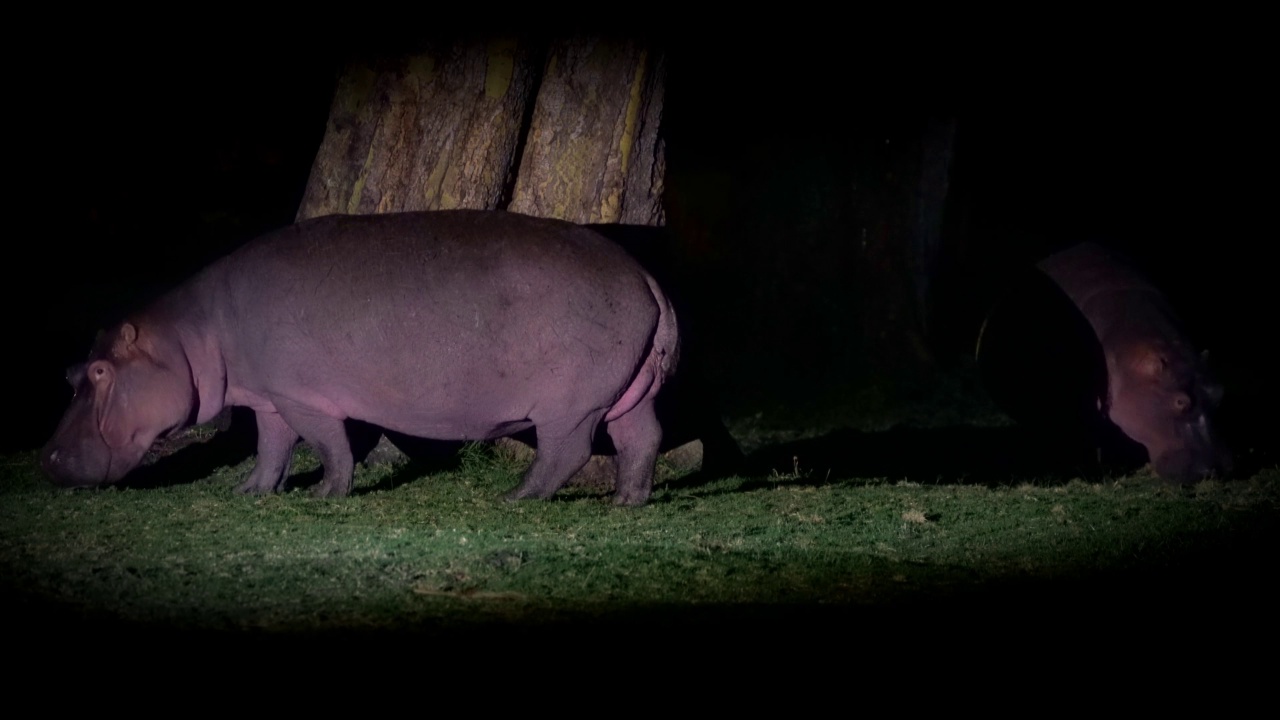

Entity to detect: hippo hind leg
[505,413,600,501]
[273,400,356,498]
[604,400,662,507]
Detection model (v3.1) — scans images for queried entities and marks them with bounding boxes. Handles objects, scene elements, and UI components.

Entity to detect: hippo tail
[603,273,679,423]
[648,273,680,382]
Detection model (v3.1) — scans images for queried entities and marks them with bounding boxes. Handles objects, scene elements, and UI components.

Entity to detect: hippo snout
[42,445,81,487]
[40,438,114,488]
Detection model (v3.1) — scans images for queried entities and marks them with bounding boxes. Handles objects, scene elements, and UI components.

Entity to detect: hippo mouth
[1150,444,1232,484]
[42,430,171,488]
[41,446,117,488]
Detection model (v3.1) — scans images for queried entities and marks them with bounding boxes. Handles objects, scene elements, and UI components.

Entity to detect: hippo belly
[42,210,680,506]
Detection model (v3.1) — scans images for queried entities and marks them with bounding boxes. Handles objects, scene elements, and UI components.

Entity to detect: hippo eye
[1173,393,1192,413]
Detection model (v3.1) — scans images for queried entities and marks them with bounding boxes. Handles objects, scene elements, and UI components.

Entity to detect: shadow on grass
[120,409,259,491]
[116,404,1276,500]
[698,421,1278,502]
[119,410,467,494]
[352,433,467,495]
[685,424,1148,496]
[101,418,1161,498]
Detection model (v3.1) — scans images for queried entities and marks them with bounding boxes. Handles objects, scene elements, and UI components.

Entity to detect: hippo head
[41,322,196,487]
[1105,340,1230,483]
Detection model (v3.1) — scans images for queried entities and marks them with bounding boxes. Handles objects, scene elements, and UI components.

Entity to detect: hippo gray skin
[41,210,679,506]
[1035,242,1229,481]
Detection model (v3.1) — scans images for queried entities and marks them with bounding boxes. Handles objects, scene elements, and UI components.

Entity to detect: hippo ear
[88,359,130,449]
[111,323,139,359]
[1132,346,1168,380]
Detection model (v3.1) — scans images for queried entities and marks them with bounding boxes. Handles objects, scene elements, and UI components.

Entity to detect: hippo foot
[611,489,651,507]
[310,479,353,499]
[503,487,552,502]
[235,478,282,495]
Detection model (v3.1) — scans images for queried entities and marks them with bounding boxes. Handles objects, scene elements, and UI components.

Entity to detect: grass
[4,432,1277,653]
[5,361,1279,672]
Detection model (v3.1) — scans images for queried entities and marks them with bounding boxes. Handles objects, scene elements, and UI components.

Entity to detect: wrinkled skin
[1038,243,1230,482]
[42,211,679,506]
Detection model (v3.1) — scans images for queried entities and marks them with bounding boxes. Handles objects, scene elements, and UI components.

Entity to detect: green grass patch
[4,430,1277,651]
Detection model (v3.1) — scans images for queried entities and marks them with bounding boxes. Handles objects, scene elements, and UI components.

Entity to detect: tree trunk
[910,118,957,340]
[508,37,666,225]
[853,116,957,375]
[291,34,694,485]
[296,38,541,221]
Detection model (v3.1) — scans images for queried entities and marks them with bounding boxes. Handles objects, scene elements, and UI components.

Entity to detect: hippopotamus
[978,242,1229,482]
[40,210,679,506]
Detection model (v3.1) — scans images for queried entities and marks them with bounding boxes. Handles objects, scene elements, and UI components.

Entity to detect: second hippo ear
[1131,344,1168,381]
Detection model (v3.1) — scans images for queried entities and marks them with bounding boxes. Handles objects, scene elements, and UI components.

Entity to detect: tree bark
[290,33,689,484]
[508,37,666,225]
[296,37,540,221]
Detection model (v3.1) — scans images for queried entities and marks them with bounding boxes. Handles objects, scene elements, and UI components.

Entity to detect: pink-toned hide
[42,211,679,506]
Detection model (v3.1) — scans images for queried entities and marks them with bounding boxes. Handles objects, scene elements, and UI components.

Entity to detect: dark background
[9,13,1272,465]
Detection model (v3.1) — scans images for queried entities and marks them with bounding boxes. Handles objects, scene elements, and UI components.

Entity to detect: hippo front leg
[236,411,299,495]
[274,401,355,498]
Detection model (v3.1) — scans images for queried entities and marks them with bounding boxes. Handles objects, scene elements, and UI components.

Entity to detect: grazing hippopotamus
[41,210,679,506]
[978,242,1229,482]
